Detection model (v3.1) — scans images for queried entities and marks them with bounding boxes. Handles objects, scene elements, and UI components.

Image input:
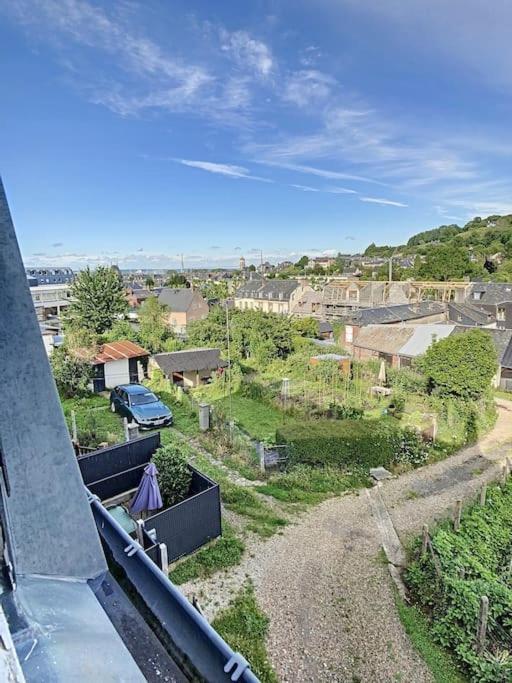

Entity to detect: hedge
[276,418,404,469]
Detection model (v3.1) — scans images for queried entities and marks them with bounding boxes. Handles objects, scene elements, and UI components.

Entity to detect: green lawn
[212,583,278,683]
[61,394,124,447]
[169,521,245,585]
[213,394,290,441]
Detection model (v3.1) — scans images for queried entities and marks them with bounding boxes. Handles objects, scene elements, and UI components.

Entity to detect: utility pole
[180,253,185,273]
[225,304,233,441]
[389,256,393,282]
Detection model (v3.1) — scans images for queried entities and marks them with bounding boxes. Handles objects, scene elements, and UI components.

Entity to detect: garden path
[252,398,512,682]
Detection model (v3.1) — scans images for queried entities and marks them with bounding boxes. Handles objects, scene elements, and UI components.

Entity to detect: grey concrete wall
[0,178,106,579]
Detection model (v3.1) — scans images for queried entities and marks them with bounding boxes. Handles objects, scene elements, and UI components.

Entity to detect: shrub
[152,443,192,508]
[276,418,403,469]
[387,367,427,394]
[418,329,497,399]
[51,347,93,398]
[327,402,364,420]
[394,427,429,467]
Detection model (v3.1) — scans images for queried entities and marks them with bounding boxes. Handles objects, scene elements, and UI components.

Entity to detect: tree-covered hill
[363,213,512,281]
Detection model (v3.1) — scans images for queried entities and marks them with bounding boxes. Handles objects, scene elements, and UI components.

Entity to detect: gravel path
[180,399,512,682]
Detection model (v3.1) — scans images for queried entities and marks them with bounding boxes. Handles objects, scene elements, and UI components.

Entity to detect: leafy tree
[291,317,319,338]
[414,244,474,281]
[294,255,309,269]
[102,319,140,344]
[247,264,256,272]
[145,275,155,290]
[138,296,173,353]
[51,347,92,398]
[418,329,497,399]
[165,273,189,287]
[152,443,192,508]
[66,266,127,334]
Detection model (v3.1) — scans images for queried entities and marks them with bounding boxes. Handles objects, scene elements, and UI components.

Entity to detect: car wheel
[110,402,116,413]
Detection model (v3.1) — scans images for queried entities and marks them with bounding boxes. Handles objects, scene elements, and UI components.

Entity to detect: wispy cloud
[220,29,273,77]
[51,241,63,247]
[256,160,381,185]
[176,159,271,182]
[289,184,320,192]
[283,70,336,107]
[360,196,408,207]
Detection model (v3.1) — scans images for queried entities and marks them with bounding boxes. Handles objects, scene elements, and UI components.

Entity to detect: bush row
[276,418,428,469]
[405,481,512,682]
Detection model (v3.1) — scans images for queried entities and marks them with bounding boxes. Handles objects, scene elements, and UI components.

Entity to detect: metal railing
[88,490,259,683]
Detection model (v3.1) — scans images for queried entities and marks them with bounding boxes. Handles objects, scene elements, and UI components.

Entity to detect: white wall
[104,358,129,388]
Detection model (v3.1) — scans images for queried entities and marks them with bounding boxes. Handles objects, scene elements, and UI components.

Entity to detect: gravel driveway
[181,400,512,682]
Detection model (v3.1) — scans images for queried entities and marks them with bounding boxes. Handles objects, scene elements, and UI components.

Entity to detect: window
[497,307,506,321]
[473,291,482,300]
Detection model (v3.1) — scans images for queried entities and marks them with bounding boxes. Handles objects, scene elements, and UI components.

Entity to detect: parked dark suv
[110,384,173,429]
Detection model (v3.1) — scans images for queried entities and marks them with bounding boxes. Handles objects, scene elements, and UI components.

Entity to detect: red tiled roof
[93,340,149,364]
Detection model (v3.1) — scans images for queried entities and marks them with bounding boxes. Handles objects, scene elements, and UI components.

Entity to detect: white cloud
[283,70,336,107]
[176,159,271,182]
[256,160,381,185]
[289,184,320,192]
[324,186,358,195]
[360,197,408,207]
[220,29,273,77]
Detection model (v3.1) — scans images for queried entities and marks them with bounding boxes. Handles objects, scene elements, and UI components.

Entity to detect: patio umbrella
[378,360,387,384]
[130,462,163,514]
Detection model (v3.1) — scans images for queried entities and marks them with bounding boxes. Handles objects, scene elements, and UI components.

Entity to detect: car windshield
[129,392,158,406]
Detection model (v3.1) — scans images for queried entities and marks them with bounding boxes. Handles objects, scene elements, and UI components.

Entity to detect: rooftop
[93,340,149,364]
[153,347,227,374]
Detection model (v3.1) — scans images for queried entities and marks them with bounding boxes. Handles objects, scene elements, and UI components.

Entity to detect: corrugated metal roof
[353,325,414,354]
[398,324,455,357]
[94,340,149,364]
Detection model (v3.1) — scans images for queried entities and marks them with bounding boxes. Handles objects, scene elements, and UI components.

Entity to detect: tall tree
[65,266,128,334]
[137,296,173,353]
[145,275,155,290]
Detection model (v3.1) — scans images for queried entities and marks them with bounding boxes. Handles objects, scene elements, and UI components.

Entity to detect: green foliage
[295,255,309,268]
[137,296,174,353]
[406,481,512,682]
[152,443,192,507]
[277,418,415,469]
[407,224,463,247]
[164,273,189,287]
[414,244,477,281]
[102,319,140,344]
[212,583,278,683]
[65,266,128,334]
[394,593,466,683]
[51,347,92,398]
[169,521,244,584]
[418,330,497,399]
[387,367,427,394]
[291,317,319,338]
[364,242,398,257]
[393,427,429,466]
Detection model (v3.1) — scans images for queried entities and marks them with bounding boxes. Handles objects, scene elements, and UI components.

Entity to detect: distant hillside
[363,213,512,281]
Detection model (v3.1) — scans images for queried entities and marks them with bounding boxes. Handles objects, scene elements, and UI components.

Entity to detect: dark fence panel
[145,468,221,563]
[88,464,146,501]
[78,433,160,484]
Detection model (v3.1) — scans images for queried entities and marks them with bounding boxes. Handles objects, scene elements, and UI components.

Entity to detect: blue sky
[1,0,512,270]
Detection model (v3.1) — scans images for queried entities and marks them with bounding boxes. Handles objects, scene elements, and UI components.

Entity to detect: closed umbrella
[130,462,163,514]
[378,360,387,384]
